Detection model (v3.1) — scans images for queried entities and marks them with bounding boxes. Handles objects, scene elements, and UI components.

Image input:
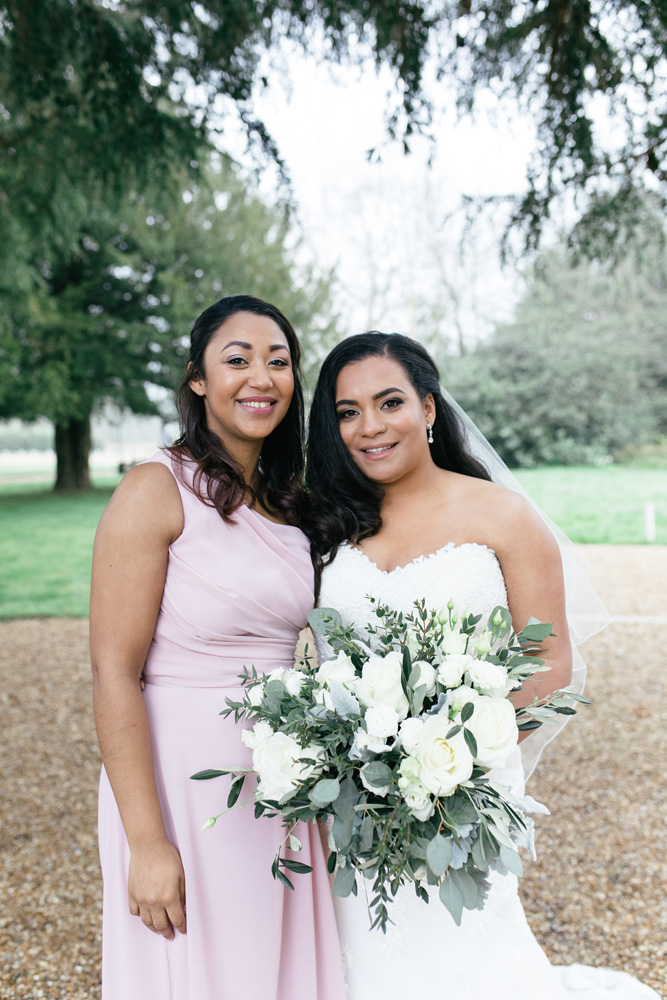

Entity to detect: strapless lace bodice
[318,541,508,639]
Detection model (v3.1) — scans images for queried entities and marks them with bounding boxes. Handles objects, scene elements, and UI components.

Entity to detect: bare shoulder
[450,474,560,560]
[97,459,184,545]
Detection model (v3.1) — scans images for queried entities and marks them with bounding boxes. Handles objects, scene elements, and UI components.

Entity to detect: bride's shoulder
[448,474,555,552]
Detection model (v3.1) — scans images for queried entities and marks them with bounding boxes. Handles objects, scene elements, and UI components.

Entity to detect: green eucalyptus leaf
[332,864,357,898]
[449,867,478,909]
[499,844,524,877]
[439,873,464,925]
[426,833,453,877]
[190,768,230,780]
[307,607,343,634]
[276,869,295,891]
[463,727,478,757]
[309,777,341,807]
[460,701,475,723]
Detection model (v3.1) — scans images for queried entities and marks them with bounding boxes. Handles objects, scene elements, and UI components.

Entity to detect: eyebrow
[220,341,289,353]
[335,387,406,407]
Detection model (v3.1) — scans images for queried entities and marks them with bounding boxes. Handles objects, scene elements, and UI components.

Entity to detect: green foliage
[1,1,665,256]
[0,153,338,485]
[448,248,667,467]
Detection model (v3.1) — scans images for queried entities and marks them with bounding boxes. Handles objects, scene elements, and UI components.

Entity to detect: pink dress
[98,451,346,1000]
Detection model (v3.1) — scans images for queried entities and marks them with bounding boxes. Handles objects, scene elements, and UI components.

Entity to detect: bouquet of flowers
[192,599,588,931]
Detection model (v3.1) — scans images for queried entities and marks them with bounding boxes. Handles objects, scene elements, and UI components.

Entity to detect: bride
[304,332,659,1000]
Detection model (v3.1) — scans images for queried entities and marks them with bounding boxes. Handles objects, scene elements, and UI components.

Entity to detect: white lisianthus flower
[398,755,422,784]
[411,660,437,696]
[469,630,493,656]
[313,687,334,712]
[267,667,286,683]
[466,696,519,769]
[247,681,265,708]
[439,629,468,656]
[356,651,409,720]
[411,716,474,796]
[283,669,307,697]
[402,783,434,822]
[467,660,513,698]
[438,653,475,688]
[398,717,425,753]
[315,650,358,689]
[255,732,323,802]
[365,704,400,740]
[241,719,273,753]
[446,684,480,718]
[405,626,422,659]
[349,727,391,758]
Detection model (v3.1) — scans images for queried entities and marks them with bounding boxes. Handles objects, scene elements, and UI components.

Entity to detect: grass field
[0,465,665,618]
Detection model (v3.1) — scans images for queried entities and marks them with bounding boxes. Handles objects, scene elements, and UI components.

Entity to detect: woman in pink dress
[90,295,346,1000]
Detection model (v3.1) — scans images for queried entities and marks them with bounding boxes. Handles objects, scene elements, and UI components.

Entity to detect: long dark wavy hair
[305,332,491,583]
[168,295,305,524]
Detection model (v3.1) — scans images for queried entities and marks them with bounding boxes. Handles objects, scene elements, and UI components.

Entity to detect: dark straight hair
[304,332,491,579]
[169,294,305,524]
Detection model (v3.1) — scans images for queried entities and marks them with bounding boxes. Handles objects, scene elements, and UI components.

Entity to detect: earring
[427,423,434,444]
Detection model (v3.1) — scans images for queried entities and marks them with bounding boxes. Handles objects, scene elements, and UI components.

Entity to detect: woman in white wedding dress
[305,332,659,1000]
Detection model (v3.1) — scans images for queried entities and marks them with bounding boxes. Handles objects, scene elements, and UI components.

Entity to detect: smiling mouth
[361,443,398,456]
[237,398,276,411]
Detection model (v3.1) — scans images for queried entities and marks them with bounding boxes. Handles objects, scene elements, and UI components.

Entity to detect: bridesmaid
[90,295,346,1000]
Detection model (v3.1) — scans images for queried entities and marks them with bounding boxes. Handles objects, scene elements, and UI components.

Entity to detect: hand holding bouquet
[193,599,587,931]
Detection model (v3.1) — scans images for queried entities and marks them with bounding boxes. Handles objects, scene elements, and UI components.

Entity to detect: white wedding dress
[317,541,660,1000]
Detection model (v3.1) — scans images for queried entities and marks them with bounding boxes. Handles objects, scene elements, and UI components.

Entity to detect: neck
[380,457,443,514]
[219,437,263,490]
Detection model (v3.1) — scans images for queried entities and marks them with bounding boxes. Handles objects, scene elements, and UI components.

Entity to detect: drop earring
[427,423,434,444]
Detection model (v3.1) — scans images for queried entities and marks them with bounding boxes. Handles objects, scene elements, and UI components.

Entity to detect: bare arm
[90,461,186,938]
[493,494,572,725]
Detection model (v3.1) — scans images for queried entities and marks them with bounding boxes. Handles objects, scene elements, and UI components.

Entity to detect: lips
[360,442,398,458]
[237,396,277,412]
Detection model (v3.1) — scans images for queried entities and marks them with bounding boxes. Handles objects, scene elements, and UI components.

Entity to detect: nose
[247,361,273,390]
[359,409,385,437]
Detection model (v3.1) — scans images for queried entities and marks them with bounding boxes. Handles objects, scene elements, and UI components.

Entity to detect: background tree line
[1,1,666,485]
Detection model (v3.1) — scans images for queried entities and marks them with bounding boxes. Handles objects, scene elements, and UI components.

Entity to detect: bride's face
[335,356,435,484]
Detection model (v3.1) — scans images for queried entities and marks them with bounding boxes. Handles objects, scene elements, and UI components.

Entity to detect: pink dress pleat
[98,451,346,1000]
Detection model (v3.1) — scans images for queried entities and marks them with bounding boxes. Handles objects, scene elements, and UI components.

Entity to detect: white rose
[412,715,474,797]
[365,704,400,740]
[402,783,435,822]
[398,717,425,753]
[438,653,475,688]
[438,630,468,656]
[267,667,286,683]
[467,696,519,769]
[356,651,409,719]
[411,660,437,696]
[283,669,307,697]
[255,732,323,802]
[315,649,358,688]
[446,684,479,717]
[398,755,422,785]
[467,660,513,698]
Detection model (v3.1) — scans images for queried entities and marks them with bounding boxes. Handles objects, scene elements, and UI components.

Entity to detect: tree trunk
[54,415,92,490]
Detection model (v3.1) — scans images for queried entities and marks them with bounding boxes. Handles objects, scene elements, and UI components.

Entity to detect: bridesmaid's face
[335,356,435,484]
[189,312,294,445]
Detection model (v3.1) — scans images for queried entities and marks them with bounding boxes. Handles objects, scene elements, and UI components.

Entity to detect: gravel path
[1,545,665,999]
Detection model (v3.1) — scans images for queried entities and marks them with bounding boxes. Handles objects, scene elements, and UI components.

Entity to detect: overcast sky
[225,42,538,345]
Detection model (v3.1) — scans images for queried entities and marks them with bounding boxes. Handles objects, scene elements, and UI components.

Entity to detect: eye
[226,356,248,366]
[381,397,404,410]
[336,407,358,421]
[269,357,290,367]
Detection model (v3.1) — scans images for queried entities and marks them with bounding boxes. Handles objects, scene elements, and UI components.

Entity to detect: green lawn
[0,465,665,618]
[514,466,667,545]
